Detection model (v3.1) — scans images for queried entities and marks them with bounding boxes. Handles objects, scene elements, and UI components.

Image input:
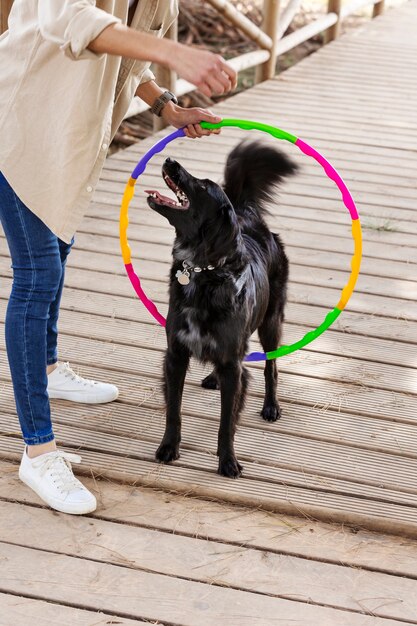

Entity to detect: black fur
[147,140,298,478]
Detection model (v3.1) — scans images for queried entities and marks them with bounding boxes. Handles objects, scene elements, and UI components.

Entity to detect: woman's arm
[88,23,236,97]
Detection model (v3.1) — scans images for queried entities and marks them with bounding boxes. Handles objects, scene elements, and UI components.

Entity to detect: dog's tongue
[145,189,178,206]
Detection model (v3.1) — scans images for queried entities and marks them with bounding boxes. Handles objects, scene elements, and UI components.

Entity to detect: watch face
[167,91,177,103]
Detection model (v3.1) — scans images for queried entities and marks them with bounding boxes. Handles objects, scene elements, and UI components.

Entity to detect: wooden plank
[111,130,417,174]
[0,305,415,398]
[107,145,417,184]
[67,234,417,282]
[0,593,148,626]
[278,69,417,94]
[2,357,417,460]
[95,175,417,223]
[37,392,417,460]
[2,272,415,350]
[1,271,414,346]
[2,408,417,509]
[5,216,415,282]
[102,157,417,199]
[0,300,412,371]
[119,116,414,162]
[79,209,417,251]
[110,144,413,193]
[1,500,417,622]
[0,542,407,626]
[2,437,417,539]
[122,111,417,158]
[2,458,417,580]
[2,236,416,301]
[1,326,415,423]
[2,254,416,322]
[2,405,417,509]
[95,174,417,216]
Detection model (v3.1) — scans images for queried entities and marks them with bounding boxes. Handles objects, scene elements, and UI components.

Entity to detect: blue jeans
[0,172,74,445]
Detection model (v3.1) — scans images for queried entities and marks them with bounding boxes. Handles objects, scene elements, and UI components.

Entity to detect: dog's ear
[223,140,298,209]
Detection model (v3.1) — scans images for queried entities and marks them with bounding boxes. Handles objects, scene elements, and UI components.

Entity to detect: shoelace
[32,450,83,494]
[60,362,97,387]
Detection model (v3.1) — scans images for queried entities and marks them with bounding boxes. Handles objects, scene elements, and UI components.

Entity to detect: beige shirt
[0,0,178,243]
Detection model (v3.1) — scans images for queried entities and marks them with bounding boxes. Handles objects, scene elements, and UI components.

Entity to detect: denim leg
[46,236,75,366]
[0,172,63,445]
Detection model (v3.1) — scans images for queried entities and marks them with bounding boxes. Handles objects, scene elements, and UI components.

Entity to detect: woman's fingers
[220,60,237,90]
[185,124,198,139]
[201,58,234,95]
[184,123,220,139]
[174,46,237,97]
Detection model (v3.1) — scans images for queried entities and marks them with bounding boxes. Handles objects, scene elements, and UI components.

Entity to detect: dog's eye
[199,181,208,190]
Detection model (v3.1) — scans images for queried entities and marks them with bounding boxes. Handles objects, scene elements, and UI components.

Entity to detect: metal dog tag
[176,269,190,285]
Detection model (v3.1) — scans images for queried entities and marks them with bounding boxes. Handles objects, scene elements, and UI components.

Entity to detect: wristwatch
[150,90,178,117]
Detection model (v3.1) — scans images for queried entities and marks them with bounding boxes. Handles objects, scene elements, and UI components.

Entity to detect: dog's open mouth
[146,172,189,210]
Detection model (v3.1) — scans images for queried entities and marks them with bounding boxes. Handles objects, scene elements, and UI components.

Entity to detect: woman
[0,0,236,515]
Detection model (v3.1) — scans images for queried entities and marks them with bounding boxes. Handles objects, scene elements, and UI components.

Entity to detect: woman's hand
[161,103,222,139]
[167,45,237,98]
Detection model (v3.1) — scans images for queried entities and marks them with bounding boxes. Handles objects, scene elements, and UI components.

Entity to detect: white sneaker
[47,361,119,404]
[19,447,97,515]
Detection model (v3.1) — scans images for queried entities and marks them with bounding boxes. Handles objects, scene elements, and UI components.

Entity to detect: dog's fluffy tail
[223,140,298,210]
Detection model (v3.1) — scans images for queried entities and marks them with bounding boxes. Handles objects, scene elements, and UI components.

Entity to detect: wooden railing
[0,0,387,128]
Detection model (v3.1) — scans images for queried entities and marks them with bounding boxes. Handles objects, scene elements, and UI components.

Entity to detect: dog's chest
[177,305,219,360]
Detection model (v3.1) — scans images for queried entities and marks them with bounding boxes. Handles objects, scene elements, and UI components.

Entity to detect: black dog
[146,140,297,478]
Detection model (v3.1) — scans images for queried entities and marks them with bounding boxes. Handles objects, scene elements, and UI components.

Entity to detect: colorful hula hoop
[120,119,362,362]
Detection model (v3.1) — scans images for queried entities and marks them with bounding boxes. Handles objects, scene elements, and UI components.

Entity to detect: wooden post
[373,0,385,17]
[276,0,303,40]
[325,0,342,42]
[0,0,14,34]
[257,0,281,82]
[153,21,178,133]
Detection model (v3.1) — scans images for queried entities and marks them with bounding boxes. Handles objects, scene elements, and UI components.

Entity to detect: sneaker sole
[47,389,119,404]
[19,468,97,515]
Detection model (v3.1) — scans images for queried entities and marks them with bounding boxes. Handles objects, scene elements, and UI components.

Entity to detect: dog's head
[146,157,240,260]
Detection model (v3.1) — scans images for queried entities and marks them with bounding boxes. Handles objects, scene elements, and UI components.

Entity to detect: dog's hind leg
[258,306,284,422]
[201,369,219,390]
[216,361,245,478]
[156,341,190,464]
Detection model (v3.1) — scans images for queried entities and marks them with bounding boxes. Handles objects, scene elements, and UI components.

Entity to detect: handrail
[205,0,273,49]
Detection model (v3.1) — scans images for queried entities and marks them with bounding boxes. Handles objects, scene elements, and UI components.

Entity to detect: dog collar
[175,260,216,285]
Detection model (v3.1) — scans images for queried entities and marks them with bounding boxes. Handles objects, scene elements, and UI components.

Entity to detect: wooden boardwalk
[1,2,417,624]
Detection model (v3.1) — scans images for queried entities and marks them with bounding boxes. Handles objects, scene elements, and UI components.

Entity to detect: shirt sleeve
[139,67,156,85]
[38,0,121,61]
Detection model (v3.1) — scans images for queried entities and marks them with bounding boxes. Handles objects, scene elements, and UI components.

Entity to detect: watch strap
[150,90,178,117]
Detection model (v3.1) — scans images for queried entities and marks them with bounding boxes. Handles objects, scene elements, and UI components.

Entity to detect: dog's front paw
[155,441,180,464]
[201,373,219,390]
[261,403,281,422]
[218,456,243,479]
